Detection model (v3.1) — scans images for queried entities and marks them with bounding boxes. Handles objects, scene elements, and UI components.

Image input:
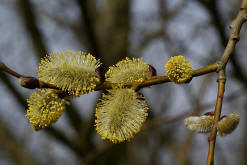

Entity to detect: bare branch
[0,62,24,78]
[206,1,247,164]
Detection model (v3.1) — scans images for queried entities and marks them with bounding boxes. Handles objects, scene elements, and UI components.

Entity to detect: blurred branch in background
[16,0,47,59]
[132,0,187,57]
[0,115,38,165]
[95,0,130,68]
[76,0,101,59]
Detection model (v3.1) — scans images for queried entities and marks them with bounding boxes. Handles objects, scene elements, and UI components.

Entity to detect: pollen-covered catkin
[26,89,66,130]
[38,50,101,96]
[165,55,193,83]
[217,113,239,136]
[105,57,152,84]
[184,115,214,133]
[95,88,149,143]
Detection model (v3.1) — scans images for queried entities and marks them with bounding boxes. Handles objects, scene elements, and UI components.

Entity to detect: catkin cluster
[184,113,239,136]
[27,50,237,143]
[95,57,153,142]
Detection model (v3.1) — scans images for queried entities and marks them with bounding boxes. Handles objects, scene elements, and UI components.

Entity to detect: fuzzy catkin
[38,50,101,96]
[105,57,152,84]
[217,114,239,136]
[95,88,149,143]
[26,89,66,130]
[184,115,214,133]
[165,55,192,83]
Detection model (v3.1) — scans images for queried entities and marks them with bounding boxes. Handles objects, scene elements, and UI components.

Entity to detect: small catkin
[165,55,193,83]
[105,57,152,84]
[26,89,66,130]
[184,115,214,133]
[95,88,149,143]
[217,113,240,136]
[38,50,101,96]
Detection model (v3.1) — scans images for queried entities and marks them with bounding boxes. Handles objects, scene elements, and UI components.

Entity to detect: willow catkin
[26,89,66,130]
[38,50,101,96]
[165,55,193,83]
[95,88,149,143]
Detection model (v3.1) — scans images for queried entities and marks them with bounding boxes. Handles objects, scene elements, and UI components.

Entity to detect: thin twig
[206,70,226,165]
[0,62,218,94]
[0,62,24,78]
[206,1,247,165]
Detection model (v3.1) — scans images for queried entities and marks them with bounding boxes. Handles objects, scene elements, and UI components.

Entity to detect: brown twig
[0,61,218,93]
[0,62,24,78]
[206,1,247,165]
[206,70,226,165]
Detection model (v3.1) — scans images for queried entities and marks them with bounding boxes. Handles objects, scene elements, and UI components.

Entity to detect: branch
[132,1,187,57]
[206,1,247,165]
[0,61,218,94]
[220,1,247,66]
[0,62,24,78]
[198,0,247,83]
[206,70,226,165]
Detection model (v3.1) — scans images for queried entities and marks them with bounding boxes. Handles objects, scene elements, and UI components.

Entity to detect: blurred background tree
[0,0,247,164]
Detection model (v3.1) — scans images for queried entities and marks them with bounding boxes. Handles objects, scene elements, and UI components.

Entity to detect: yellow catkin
[184,115,214,133]
[165,55,192,83]
[26,89,66,130]
[217,114,239,136]
[105,57,151,84]
[38,50,101,96]
[95,88,149,143]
